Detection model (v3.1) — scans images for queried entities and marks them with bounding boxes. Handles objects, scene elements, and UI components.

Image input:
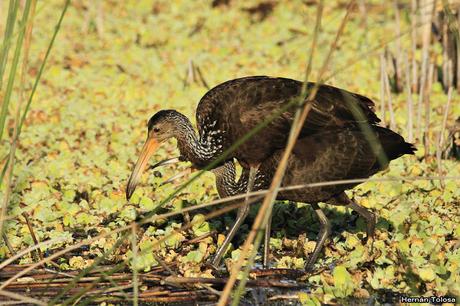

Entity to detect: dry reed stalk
[0,226,126,290]
[404,52,414,142]
[184,59,195,88]
[96,0,104,37]
[442,12,450,88]
[22,212,43,262]
[411,0,418,91]
[1,233,14,256]
[436,86,453,187]
[417,50,429,140]
[424,61,435,157]
[195,64,210,89]
[164,276,304,288]
[358,0,368,44]
[0,1,3,33]
[0,238,65,270]
[0,289,46,306]
[417,0,437,140]
[394,0,403,92]
[131,224,139,306]
[456,7,460,90]
[380,52,387,126]
[383,53,396,129]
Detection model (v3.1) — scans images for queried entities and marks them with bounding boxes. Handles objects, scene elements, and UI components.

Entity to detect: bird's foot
[203,260,219,272]
[262,257,274,270]
[203,259,227,277]
[304,260,315,275]
[299,264,319,281]
[300,259,341,281]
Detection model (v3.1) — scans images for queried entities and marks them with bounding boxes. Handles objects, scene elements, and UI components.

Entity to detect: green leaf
[270,237,282,250]
[139,196,156,211]
[398,239,410,254]
[185,250,204,263]
[333,265,354,297]
[34,206,58,222]
[63,189,76,202]
[298,292,321,306]
[76,212,96,225]
[418,267,436,282]
[164,227,185,248]
[63,214,74,226]
[191,214,210,237]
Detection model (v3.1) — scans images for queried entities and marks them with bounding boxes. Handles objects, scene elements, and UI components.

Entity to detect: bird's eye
[153,127,160,132]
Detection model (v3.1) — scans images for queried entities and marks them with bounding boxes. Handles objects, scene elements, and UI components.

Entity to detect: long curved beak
[126,138,160,201]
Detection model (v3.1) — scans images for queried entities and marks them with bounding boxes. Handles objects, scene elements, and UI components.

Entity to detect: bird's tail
[375,126,416,161]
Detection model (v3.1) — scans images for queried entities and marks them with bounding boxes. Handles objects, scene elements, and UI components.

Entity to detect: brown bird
[210,126,415,270]
[126,76,380,198]
[125,76,412,269]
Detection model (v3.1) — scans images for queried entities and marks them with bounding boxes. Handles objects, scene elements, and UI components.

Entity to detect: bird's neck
[215,165,236,198]
[174,115,221,168]
[214,163,250,198]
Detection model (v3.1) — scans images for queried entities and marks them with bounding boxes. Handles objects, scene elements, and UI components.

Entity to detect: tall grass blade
[0,0,32,236]
[0,0,28,143]
[0,0,19,91]
[0,0,70,186]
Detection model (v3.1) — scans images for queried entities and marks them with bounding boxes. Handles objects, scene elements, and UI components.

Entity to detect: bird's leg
[305,203,331,273]
[340,193,376,253]
[263,212,273,268]
[245,164,259,201]
[210,164,260,268]
[211,198,250,268]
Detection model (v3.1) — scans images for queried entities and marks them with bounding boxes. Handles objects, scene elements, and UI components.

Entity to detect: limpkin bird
[210,125,415,270]
[126,75,414,269]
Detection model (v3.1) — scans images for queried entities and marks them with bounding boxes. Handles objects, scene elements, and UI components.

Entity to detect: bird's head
[126,110,186,200]
[147,109,184,142]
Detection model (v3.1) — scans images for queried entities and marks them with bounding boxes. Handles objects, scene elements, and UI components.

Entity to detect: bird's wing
[265,129,378,200]
[302,82,381,132]
[196,77,380,142]
[288,126,412,184]
[234,79,381,145]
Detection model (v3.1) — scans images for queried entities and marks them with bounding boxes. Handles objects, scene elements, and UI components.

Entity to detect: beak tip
[126,187,134,201]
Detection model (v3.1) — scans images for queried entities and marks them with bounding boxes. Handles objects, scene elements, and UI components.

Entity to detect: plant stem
[0,0,32,236]
[0,0,19,91]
